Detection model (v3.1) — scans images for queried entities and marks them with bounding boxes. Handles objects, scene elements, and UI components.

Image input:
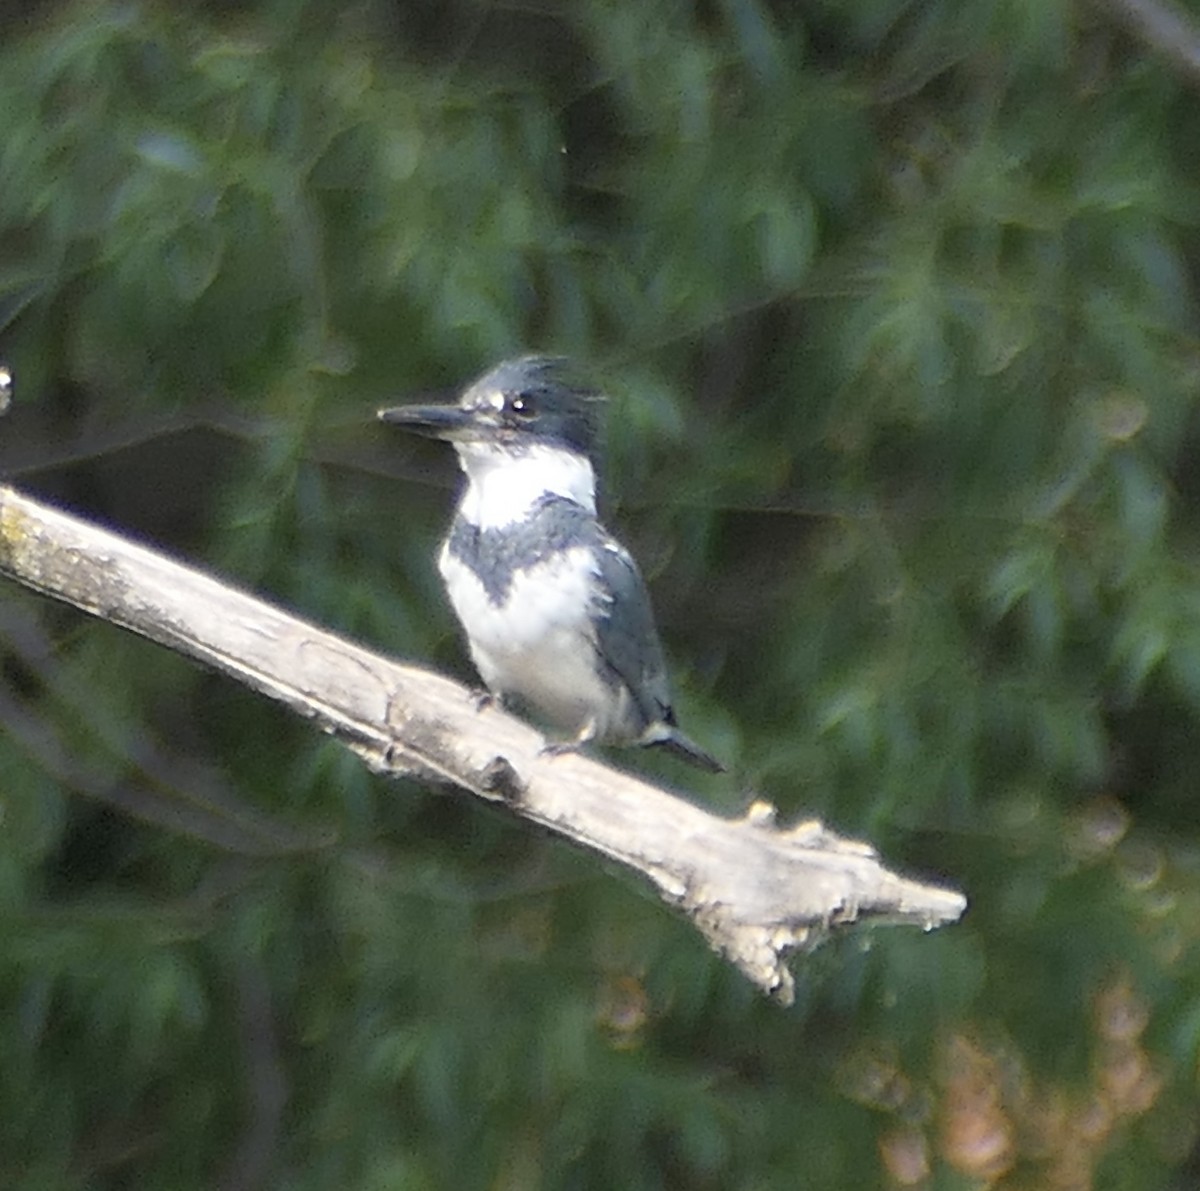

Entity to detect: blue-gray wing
[590,523,726,772]
[590,533,674,731]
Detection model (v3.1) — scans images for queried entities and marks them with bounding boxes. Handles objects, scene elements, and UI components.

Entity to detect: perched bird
[379,355,723,772]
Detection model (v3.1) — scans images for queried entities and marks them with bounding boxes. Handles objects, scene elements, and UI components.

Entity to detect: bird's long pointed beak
[377,403,477,440]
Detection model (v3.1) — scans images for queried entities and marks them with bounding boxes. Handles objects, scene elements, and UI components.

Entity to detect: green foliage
[2,0,1200,1186]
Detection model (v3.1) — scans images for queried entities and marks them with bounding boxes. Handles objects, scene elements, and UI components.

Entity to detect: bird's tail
[642,724,725,773]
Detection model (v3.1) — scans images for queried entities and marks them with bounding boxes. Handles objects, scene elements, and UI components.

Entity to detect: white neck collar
[453,442,597,530]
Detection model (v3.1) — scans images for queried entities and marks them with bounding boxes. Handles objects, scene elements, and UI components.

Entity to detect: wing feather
[590,533,674,731]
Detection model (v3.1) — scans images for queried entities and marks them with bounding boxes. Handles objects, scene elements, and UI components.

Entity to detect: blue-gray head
[379,356,606,461]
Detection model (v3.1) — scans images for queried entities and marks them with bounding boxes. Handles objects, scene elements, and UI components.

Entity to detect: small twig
[0,599,331,856]
[220,956,287,1191]
[0,484,966,1003]
[1093,0,1200,87]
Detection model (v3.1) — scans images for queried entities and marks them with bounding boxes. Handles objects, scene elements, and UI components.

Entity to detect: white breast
[439,542,635,741]
[454,442,596,529]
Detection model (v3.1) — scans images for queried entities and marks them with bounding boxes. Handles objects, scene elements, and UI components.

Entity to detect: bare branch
[0,484,966,1003]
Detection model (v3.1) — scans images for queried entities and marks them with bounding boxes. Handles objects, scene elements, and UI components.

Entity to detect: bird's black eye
[508,391,537,417]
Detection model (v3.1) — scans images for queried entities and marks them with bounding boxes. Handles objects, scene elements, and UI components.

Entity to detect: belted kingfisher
[379,355,724,772]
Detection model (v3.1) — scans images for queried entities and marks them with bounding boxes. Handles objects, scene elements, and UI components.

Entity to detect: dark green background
[1,1,1198,1187]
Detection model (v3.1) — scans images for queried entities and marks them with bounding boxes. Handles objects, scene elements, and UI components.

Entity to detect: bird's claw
[539,739,583,759]
[472,688,499,712]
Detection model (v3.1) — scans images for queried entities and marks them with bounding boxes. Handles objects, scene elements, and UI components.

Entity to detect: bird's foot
[539,721,597,760]
[472,687,501,712]
[539,740,581,759]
